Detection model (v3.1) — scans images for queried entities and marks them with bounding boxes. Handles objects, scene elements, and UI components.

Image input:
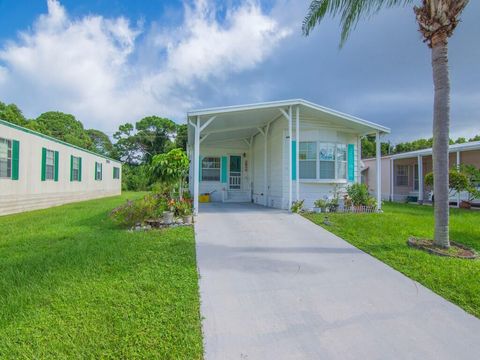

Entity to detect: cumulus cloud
[0,0,290,130]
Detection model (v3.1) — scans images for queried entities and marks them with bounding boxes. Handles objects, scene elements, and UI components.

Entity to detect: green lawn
[0,193,203,359]
[304,203,480,318]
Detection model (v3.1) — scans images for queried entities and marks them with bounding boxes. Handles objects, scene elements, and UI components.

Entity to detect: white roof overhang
[390,141,480,160]
[187,99,390,147]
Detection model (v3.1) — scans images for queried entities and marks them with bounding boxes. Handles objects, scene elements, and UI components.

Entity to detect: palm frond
[302,0,414,46]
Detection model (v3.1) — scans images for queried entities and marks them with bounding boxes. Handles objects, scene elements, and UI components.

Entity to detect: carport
[187,99,389,214]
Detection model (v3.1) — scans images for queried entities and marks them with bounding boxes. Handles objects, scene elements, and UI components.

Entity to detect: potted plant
[178,199,193,224]
[328,197,339,213]
[313,199,328,213]
[163,199,176,224]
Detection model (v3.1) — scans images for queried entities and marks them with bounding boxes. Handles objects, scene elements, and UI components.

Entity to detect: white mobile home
[187,99,389,213]
[0,119,122,216]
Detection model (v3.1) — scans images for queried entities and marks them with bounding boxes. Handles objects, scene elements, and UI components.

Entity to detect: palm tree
[303,0,469,248]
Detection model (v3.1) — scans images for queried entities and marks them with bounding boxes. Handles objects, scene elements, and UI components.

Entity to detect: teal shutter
[291,141,297,180]
[221,156,227,183]
[12,140,19,180]
[199,157,202,182]
[78,157,82,181]
[70,155,74,181]
[54,151,59,181]
[94,162,98,180]
[41,147,46,181]
[347,144,355,182]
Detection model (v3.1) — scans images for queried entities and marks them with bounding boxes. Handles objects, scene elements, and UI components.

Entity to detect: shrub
[109,199,150,228]
[313,199,328,209]
[291,200,305,213]
[425,168,469,195]
[346,183,371,206]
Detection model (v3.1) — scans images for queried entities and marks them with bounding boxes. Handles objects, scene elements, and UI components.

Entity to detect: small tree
[150,149,189,199]
[425,168,469,199]
[460,164,480,202]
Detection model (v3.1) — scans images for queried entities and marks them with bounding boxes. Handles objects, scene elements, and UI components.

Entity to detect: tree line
[361,133,480,159]
[0,100,187,190]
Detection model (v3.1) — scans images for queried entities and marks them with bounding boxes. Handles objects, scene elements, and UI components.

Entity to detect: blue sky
[0,0,478,143]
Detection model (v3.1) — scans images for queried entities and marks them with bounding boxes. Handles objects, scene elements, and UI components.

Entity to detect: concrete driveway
[195,203,480,360]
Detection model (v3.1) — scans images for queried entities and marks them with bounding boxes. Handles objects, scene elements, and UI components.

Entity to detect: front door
[229,155,241,190]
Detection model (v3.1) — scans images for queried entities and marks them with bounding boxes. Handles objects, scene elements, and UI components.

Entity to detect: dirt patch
[407,237,478,259]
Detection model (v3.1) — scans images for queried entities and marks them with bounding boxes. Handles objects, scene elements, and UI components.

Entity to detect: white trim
[376,131,382,210]
[418,155,424,204]
[187,99,390,134]
[295,105,300,201]
[288,105,292,211]
[193,116,200,215]
[389,141,480,160]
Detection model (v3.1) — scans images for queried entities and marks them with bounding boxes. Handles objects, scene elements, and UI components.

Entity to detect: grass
[303,202,480,318]
[0,193,203,359]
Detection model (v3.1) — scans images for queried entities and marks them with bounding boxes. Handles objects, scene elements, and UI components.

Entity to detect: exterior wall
[363,149,480,203]
[282,122,361,210]
[252,132,265,205]
[196,141,251,202]
[0,121,122,216]
[363,157,392,201]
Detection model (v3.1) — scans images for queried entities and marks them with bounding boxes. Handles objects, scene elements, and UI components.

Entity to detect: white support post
[288,106,292,210]
[390,158,394,202]
[456,151,461,207]
[376,131,382,211]
[264,123,270,207]
[418,155,424,204]
[295,105,300,201]
[193,116,200,215]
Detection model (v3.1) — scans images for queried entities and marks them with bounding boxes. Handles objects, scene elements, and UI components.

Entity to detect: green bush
[346,183,372,206]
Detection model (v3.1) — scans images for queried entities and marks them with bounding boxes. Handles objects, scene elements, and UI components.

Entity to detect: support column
[390,158,394,202]
[376,131,382,211]
[296,106,300,201]
[288,106,292,210]
[456,151,461,207]
[264,124,269,206]
[418,155,424,204]
[193,116,200,215]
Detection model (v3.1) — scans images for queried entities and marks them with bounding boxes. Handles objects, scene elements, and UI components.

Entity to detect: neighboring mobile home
[363,141,480,204]
[0,119,122,216]
[187,99,390,213]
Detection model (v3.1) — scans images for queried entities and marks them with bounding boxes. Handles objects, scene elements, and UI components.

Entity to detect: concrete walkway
[195,203,480,360]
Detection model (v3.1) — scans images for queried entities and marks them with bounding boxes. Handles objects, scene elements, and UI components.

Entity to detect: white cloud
[0,0,290,131]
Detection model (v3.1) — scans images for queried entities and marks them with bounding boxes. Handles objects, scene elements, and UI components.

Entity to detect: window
[95,162,103,180]
[113,166,120,179]
[336,144,347,180]
[0,138,12,178]
[299,141,349,181]
[299,142,317,179]
[319,143,336,179]
[413,165,419,190]
[45,149,55,180]
[202,157,220,181]
[71,156,81,181]
[396,165,408,186]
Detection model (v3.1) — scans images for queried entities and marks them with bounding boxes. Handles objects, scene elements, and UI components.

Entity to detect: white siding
[0,122,122,216]
[197,142,251,202]
[252,133,265,205]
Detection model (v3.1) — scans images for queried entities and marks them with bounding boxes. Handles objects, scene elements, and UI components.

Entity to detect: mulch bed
[408,237,478,259]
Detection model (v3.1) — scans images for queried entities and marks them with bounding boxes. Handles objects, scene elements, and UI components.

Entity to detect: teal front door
[229,155,241,190]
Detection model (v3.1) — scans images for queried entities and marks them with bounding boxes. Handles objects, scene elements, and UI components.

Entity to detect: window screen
[202,157,220,181]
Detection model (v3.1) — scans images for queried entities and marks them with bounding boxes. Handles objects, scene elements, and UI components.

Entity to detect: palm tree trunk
[431,34,451,248]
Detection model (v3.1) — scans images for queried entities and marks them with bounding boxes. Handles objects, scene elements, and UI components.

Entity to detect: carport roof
[187,99,390,146]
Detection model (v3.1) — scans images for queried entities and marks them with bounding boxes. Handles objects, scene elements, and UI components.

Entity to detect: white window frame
[45,149,55,181]
[299,141,317,180]
[96,162,103,181]
[113,166,120,179]
[0,137,12,179]
[396,165,409,186]
[299,141,348,181]
[72,156,80,181]
[201,157,221,182]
